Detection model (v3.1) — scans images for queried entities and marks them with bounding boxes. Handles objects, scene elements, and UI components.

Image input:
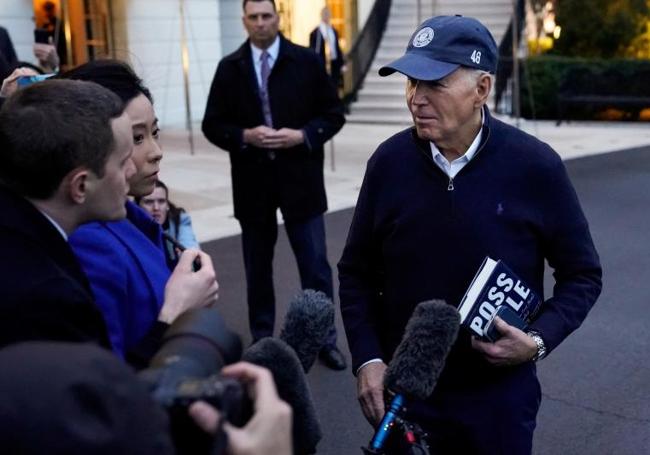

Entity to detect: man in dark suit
[0,79,135,349]
[309,7,346,90]
[202,0,347,370]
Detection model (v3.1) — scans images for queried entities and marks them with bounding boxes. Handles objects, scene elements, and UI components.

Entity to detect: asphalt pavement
[199,144,650,454]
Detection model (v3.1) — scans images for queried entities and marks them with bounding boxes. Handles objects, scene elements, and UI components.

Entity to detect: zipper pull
[447,178,454,191]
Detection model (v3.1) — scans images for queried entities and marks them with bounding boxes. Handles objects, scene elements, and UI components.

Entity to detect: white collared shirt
[38,209,68,241]
[430,110,484,178]
[250,36,280,88]
[318,23,338,59]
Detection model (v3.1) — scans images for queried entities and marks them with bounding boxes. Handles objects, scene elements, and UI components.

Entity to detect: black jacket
[339,110,602,384]
[309,26,345,80]
[202,35,345,222]
[0,186,110,349]
[0,26,17,79]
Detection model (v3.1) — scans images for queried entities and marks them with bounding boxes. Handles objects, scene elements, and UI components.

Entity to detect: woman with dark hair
[136,179,200,265]
[58,59,218,366]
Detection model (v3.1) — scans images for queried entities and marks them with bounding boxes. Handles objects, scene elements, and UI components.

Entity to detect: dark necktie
[260,51,273,127]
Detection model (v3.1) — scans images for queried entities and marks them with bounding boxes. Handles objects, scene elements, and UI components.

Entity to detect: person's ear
[475,73,492,108]
[65,167,92,205]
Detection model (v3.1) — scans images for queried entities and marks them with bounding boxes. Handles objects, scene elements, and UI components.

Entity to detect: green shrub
[519,56,650,120]
[552,0,649,59]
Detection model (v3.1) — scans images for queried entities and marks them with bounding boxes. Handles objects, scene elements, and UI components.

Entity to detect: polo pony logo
[412,27,434,47]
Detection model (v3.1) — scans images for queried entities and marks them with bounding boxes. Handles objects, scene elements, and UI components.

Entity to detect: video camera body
[138,307,251,454]
[138,289,332,455]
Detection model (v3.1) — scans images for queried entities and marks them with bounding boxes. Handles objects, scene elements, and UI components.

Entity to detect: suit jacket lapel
[237,42,265,125]
[239,43,260,95]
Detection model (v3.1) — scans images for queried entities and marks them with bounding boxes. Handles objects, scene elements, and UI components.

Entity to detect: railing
[494,0,526,114]
[342,0,392,105]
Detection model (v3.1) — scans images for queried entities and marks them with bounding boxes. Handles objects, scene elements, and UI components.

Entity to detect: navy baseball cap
[379,15,498,81]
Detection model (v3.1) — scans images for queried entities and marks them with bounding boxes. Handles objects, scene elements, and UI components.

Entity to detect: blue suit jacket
[70,201,170,357]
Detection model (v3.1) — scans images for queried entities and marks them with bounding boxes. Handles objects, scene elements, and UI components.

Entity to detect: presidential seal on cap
[379,15,498,81]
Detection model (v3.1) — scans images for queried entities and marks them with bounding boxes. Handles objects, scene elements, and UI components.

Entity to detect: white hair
[461,68,493,85]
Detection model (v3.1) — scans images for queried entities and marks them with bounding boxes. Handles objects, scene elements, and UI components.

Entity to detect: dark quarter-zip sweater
[338,109,602,389]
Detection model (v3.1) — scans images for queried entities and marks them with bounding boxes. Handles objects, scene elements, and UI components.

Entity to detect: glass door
[33,0,113,68]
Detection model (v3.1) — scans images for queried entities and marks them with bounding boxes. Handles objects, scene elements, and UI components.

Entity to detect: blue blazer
[70,201,170,357]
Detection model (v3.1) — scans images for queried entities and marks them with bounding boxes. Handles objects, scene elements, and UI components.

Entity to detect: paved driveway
[202,145,650,455]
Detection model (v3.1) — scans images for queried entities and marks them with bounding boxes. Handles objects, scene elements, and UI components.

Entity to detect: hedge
[517,56,650,120]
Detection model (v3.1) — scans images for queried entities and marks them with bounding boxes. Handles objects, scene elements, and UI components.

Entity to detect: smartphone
[16,73,55,88]
[484,305,528,342]
[34,28,51,44]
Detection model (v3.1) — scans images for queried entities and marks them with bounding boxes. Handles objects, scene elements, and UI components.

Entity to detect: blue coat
[70,201,170,357]
[167,212,199,250]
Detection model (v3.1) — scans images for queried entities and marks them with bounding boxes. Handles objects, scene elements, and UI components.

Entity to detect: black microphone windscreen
[279,289,334,373]
[384,300,459,400]
[243,337,321,455]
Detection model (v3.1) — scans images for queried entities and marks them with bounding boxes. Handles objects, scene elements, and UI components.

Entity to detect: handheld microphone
[279,289,334,373]
[366,300,460,453]
[243,337,322,455]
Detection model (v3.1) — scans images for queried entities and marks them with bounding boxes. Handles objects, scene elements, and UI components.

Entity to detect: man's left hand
[471,317,538,366]
[262,128,304,149]
[33,43,59,72]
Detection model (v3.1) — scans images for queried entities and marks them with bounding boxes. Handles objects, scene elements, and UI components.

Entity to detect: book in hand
[457,257,542,342]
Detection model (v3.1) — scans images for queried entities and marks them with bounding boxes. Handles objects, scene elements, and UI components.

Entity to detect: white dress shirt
[318,23,338,60]
[39,209,67,240]
[430,111,484,178]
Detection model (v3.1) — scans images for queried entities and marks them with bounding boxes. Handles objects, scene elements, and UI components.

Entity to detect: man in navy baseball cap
[379,15,498,80]
[340,13,601,455]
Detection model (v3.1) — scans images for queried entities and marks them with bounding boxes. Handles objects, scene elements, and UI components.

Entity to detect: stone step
[378,35,410,47]
[351,99,409,110]
[388,12,420,20]
[361,78,407,90]
[435,7,513,17]
[435,0,512,7]
[386,18,420,27]
[357,90,407,103]
[375,48,407,59]
[348,0,511,125]
[383,18,509,34]
[347,110,412,125]
[382,31,416,41]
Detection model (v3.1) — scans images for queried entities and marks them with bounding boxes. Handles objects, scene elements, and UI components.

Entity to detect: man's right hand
[189,362,293,455]
[159,249,219,323]
[0,67,38,97]
[242,125,277,148]
[357,361,387,427]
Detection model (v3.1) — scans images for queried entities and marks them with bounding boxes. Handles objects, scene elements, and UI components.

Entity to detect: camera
[34,28,51,44]
[138,307,252,454]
